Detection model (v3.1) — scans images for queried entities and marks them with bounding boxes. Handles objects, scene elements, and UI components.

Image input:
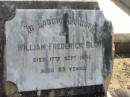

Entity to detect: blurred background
[98,0,130,91]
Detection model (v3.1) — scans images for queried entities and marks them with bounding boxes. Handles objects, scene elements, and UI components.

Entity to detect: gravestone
[0,1,112,97]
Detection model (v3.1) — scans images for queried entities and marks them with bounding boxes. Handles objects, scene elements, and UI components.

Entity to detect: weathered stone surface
[0,1,99,9]
[1,2,105,97]
[5,9,112,92]
[0,3,16,97]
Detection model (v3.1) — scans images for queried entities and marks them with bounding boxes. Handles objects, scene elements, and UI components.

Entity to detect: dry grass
[108,58,130,90]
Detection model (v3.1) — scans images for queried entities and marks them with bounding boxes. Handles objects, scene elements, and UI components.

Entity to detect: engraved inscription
[5,9,111,91]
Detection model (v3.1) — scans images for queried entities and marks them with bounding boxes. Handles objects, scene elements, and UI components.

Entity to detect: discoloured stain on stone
[62,12,69,44]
